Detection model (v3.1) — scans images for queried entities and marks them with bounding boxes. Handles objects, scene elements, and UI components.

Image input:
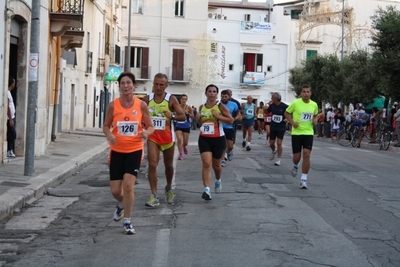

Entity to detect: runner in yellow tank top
[196,84,233,201]
[142,73,185,207]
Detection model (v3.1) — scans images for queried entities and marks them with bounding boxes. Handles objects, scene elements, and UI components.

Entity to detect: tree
[370,5,400,102]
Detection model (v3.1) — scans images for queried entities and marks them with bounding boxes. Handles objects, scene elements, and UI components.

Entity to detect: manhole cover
[243,177,291,184]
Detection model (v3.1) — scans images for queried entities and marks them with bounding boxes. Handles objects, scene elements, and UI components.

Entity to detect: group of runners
[103,72,318,235]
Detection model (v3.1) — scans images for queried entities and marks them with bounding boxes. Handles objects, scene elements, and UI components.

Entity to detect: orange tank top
[110,97,144,153]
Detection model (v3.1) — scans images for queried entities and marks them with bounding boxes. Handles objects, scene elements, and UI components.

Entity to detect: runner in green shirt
[284,85,318,189]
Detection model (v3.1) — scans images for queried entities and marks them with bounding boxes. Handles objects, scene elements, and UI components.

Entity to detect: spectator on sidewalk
[316,109,325,137]
[103,72,154,235]
[394,105,400,147]
[7,77,16,158]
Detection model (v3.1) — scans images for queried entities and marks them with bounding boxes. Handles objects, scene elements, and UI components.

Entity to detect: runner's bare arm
[103,102,116,144]
[140,101,155,138]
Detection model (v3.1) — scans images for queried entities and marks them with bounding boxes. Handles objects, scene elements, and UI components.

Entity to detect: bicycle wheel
[351,130,358,147]
[382,132,391,150]
[337,130,352,147]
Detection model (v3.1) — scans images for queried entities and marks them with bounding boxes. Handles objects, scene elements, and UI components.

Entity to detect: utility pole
[125,0,132,72]
[340,0,345,60]
[24,1,40,175]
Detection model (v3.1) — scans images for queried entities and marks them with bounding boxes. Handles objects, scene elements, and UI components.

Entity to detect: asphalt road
[1,132,399,267]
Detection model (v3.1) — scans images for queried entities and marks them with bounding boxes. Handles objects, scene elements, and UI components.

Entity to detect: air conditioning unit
[208,12,216,19]
[217,14,223,19]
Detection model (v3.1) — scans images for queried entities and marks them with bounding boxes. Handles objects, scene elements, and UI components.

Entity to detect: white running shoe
[300,180,307,189]
[274,159,281,166]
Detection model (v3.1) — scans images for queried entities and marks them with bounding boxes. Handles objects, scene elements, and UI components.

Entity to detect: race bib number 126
[117,121,139,136]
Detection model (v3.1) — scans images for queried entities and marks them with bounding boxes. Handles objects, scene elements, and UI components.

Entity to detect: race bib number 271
[300,112,314,122]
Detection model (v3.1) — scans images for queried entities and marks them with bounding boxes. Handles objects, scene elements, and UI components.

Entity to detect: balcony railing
[86,51,93,73]
[50,0,85,49]
[165,67,191,83]
[130,67,151,80]
[53,0,84,14]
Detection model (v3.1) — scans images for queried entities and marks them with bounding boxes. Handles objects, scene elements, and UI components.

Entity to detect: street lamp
[266,0,274,23]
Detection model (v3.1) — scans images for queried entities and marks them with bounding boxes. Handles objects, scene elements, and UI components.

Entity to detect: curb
[0,142,108,221]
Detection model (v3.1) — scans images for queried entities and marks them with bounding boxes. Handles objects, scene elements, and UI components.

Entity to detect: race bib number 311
[117,121,139,136]
[300,112,314,122]
[152,117,166,130]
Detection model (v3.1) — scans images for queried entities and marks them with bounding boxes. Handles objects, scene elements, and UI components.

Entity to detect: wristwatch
[171,112,176,119]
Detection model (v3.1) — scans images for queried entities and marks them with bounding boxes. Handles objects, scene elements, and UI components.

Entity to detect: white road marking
[152,229,171,267]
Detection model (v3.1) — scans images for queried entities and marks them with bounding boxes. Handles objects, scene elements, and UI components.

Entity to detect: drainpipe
[159,0,164,73]
[51,36,61,141]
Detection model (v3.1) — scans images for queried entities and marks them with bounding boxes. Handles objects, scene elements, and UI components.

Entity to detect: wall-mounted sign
[243,72,265,85]
[105,66,121,81]
[240,22,272,34]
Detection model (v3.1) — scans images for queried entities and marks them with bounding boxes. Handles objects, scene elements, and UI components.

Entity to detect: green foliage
[288,5,400,107]
[370,5,400,102]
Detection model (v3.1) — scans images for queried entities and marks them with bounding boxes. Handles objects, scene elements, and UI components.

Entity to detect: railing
[97,57,106,75]
[165,67,191,82]
[55,0,85,14]
[86,51,93,73]
[130,67,151,80]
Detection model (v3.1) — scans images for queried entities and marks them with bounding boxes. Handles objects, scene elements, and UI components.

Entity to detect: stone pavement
[0,126,398,222]
[0,128,108,221]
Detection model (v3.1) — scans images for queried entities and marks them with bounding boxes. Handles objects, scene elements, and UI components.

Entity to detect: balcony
[165,67,191,84]
[50,0,85,49]
[130,67,151,82]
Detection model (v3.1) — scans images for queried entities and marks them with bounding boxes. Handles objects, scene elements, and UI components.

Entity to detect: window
[133,0,143,14]
[127,46,149,79]
[115,45,120,64]
[172,49,184,80]
[105,24,110,55]
[175,0,184,17]
[243,53,263,72]
[228,64,234,71]
[244,14,251,21]
[291,10,302,20]
[306,50,317,60]
[267,65,272,72]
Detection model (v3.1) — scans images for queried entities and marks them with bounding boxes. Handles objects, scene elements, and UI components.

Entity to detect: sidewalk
[0,128,108,221]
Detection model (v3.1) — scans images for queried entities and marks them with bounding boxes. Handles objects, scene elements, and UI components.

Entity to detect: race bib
[201,122,215,135]
[266,117,272,123]
[152,117,166,130]
[272,115,283,123]
[246,109,254,115]
[257,114,264,119]
[117,121,139,136]
[300,112,314,122]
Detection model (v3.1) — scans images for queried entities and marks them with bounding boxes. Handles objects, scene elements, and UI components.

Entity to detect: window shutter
[172,49,184,80]
[141,47,149,79]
